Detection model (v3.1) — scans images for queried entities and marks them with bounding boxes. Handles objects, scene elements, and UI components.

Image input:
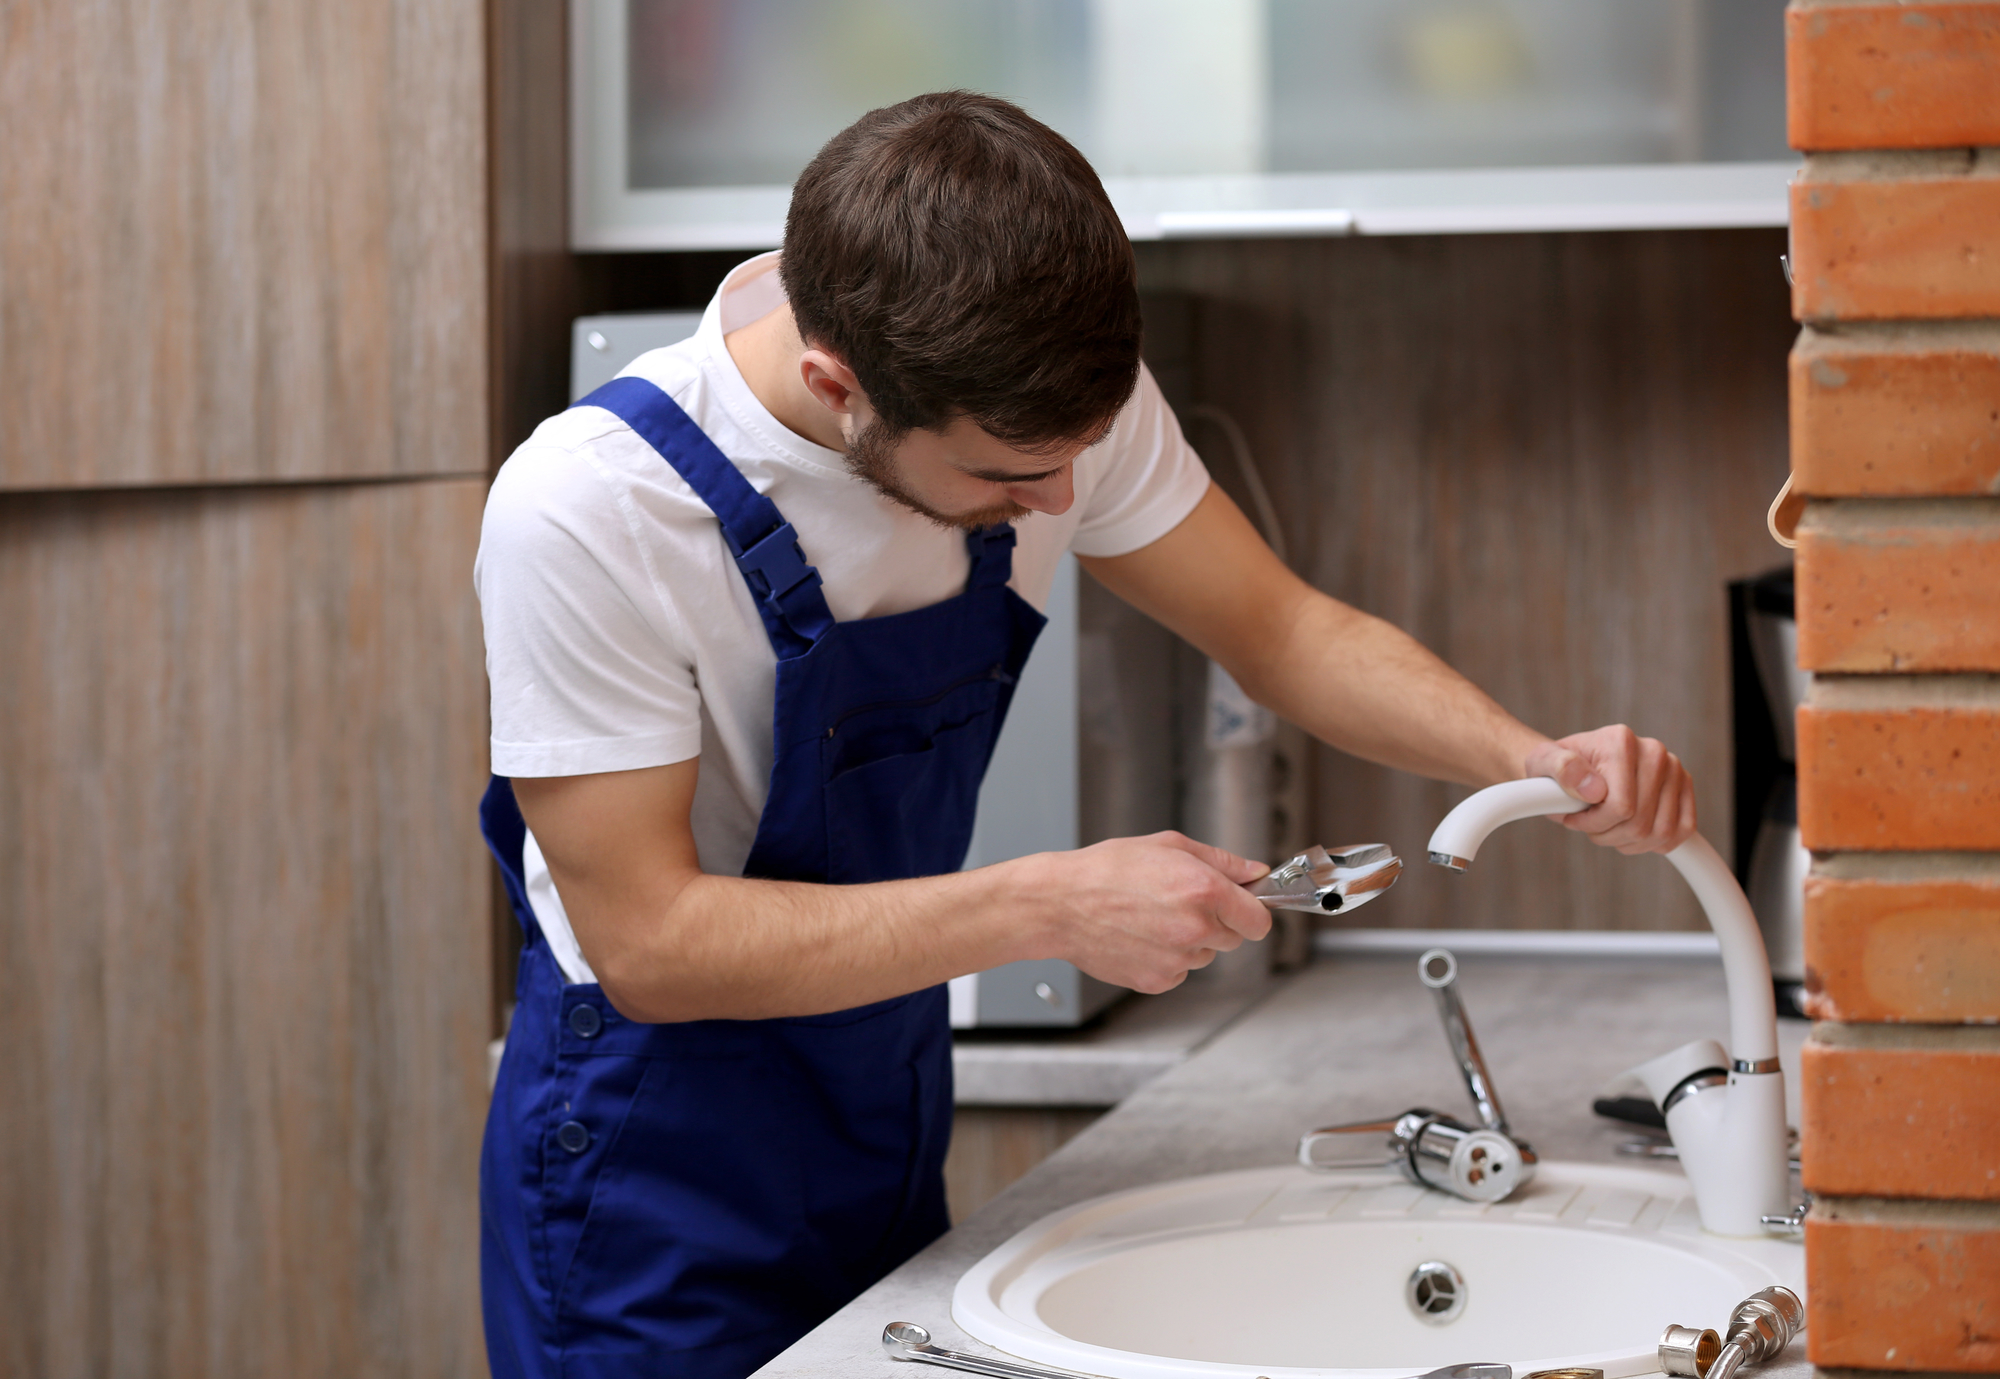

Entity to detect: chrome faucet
[1426,779,1791,1238]
[1298,948,1537,1203]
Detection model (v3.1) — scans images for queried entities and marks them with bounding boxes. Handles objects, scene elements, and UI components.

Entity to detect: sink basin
[954,1162,1804,1379]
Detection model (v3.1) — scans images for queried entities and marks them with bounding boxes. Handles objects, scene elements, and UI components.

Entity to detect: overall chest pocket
[820,669,1010,884]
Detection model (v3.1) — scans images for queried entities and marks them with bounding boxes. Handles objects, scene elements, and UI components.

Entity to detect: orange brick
[1798,682,2000,851]
[1791,153,2000,322]
[1802,1031,2000,1199]
[1788,2,2000,151]
[1806,1199,2000,1371]
[1797,502,2000,671]
[1791,325,2000,497]
[1804,867,2000,1022]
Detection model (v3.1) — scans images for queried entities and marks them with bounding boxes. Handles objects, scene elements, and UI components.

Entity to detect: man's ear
[799,348,865,424]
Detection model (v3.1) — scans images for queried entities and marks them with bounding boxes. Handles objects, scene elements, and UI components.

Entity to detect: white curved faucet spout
[1428,779,1777,1062]
[1425,778,1790,1237]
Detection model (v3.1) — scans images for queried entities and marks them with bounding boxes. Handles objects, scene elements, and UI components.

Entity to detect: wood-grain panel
[0,0,486,489]
[945,1108,1105,1224]
[489,0,580,472]
[0,477,491,1379]
[1136,230,1795,931]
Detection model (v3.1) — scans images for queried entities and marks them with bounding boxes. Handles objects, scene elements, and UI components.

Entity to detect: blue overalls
[479,377,1046,1379]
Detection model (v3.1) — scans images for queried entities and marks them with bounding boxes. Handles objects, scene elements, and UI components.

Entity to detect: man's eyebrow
[962,460,1071,484]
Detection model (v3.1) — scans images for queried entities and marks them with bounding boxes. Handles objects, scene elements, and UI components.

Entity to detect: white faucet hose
[1428,778,1780,1063]
[1663,833,1780,1064]
[1425,777,1583,868]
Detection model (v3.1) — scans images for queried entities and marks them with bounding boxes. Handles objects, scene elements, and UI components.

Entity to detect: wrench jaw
[1251,844,1404,914]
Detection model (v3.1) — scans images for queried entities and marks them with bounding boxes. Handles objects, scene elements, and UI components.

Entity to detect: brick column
[1785,3,2000,1374]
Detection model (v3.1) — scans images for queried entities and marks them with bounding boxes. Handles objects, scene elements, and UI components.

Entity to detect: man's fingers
[1150,830,1276,940]
[1523,741,1604,811]
[1607,728,1642,824]
[1545,726,1646,841]
[1220,899,1273,943]
[1531,726,1699,855]
[1202,920,1248,952]
[1056,831,1281,992]
[1645,757,1686,851]
[1679,775,1698,842]
[1598,735,1666,849]
[1552,749,1607,806]
[1633,753,1697,853]
[1154,830,1269,884]
[1540,746,1597,821]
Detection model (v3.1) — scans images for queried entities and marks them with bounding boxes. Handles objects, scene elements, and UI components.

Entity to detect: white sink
[954,1162,1804,1379]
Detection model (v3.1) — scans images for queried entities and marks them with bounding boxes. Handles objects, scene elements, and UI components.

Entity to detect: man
[476,92,1693,1379]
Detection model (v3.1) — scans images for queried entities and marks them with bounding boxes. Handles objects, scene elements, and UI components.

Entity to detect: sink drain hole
[1406,1260,1467,1325]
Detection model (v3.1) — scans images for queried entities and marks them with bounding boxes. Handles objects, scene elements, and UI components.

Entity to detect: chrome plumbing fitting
[1659,1325,1722,1379]
[1300,1107,1533,1203]
[1660,1287,1805,1379]
[1298,949,1537,1203]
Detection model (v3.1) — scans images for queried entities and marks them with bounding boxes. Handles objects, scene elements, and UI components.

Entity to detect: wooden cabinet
[0,2,491,1374]
[0,482,490,1377]
[0,0,486,491]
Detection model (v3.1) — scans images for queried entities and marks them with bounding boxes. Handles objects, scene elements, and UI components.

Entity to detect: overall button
[556,1120,592,1155]
[568,1004,603,1038]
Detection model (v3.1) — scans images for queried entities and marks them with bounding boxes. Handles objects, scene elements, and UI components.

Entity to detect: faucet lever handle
[1297,1117,1402,1170]
[1418,948,1511,1134]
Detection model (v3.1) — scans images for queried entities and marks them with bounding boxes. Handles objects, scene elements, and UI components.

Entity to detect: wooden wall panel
[0,0,486,489]
[0,478,491,1379]
[1135,230,1795,931]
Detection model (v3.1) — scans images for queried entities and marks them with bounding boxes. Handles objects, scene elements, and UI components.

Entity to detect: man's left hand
[1523,725,1697,855]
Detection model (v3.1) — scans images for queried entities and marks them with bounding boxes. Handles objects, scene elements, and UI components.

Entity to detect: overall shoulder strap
[963,522,1019,590]
[574,376,833,657]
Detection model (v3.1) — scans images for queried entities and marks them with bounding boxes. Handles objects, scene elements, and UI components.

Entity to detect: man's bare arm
[1081,484,1695,854]
[513,761,1272,1023]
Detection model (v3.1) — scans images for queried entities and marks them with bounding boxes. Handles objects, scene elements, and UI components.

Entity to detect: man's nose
[1006,469,1074,516]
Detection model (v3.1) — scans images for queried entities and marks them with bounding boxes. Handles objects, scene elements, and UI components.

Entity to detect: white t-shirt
[476,252,1210,984]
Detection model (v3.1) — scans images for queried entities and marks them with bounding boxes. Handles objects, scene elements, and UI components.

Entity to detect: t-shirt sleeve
[476,443,705,778]
[1067,362,1212,559]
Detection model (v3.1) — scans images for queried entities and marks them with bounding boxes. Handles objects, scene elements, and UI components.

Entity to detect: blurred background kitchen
[2,4,1801,1376]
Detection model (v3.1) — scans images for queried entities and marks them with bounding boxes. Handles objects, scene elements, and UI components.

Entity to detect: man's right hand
[1003,833,1274,993]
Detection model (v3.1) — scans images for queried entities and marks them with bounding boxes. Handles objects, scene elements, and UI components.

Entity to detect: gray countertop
[756,949,1813,1379]
[951,958,1281,1107]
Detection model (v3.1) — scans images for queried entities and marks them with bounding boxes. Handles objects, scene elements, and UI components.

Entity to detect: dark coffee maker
[1730,567,1810,1018]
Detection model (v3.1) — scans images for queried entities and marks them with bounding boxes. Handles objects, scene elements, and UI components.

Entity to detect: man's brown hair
[781,91,1141,454]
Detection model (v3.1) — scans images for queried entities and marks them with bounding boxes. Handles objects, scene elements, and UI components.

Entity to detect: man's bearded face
[842,417,1034,532]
